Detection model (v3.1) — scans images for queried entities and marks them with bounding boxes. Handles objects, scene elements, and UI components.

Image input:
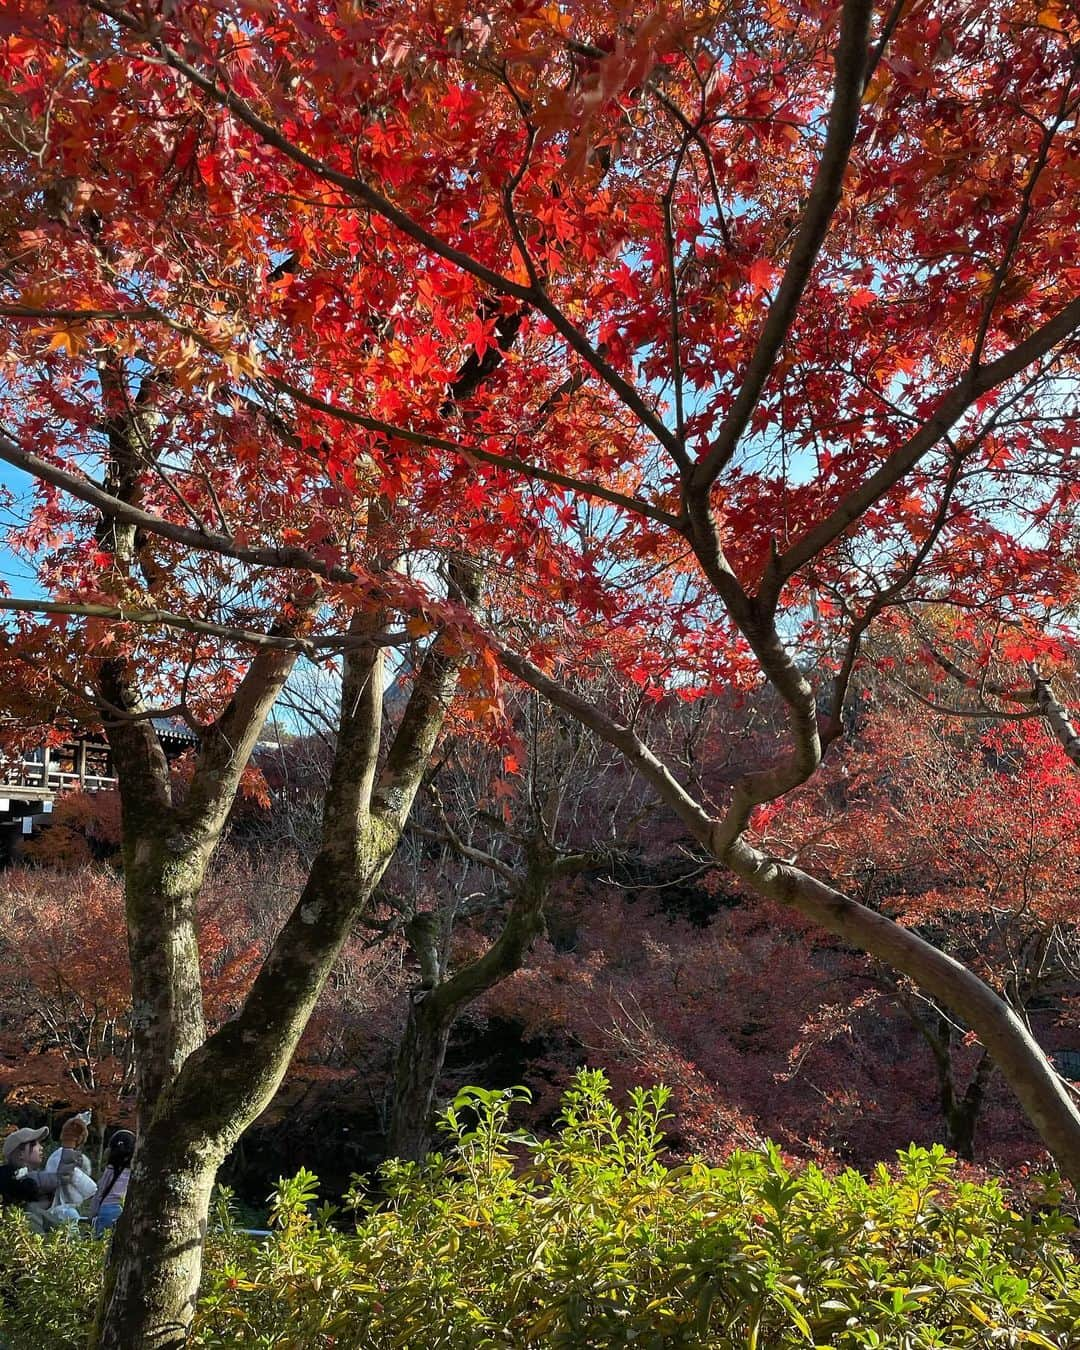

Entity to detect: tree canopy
[2,1,1080,1344]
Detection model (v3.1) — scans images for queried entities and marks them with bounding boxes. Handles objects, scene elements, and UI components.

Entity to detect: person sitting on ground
[89,1129,135,1236]
[0,1127,73,1232]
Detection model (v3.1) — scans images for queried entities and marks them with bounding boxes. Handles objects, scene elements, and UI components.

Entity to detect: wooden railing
[0,761,117,793]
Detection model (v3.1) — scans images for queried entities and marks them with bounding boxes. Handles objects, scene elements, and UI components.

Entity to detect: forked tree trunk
[387,857,550,1162]
[942,1049,995,1161]
[94,841,396,1350]
[103,633,304,1117]
[92,855,367,1350]
[903,1002,996,1161]
[91,572,481,1349]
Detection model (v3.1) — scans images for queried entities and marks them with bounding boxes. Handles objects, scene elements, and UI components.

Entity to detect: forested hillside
[3,673,1077,1203]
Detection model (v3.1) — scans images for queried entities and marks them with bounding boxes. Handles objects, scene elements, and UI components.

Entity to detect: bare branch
[821,445,966,747]
[410,810,516,886]
[494,642,715,846]
[0,596,400,655]
[770,294,1080,585]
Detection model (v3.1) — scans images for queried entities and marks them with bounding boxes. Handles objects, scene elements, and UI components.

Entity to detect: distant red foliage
[20,789,123,869]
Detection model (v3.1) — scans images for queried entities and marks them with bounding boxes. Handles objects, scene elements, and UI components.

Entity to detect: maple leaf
[746,258,777,292]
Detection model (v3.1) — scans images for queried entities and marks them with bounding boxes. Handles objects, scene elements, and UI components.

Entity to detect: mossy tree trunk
[93,570,481,1349]
[78,322,490,1350]
[101,634,304,1116]
[91,363,314,1119]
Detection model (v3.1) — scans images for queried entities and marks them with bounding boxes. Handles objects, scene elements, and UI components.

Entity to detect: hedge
[1,1071,1078,1348]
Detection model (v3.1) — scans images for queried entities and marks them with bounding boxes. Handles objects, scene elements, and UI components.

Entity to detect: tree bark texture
[92,578,481,1348]
[92,1133,220,1350]
[121,833,210,1116]
[942,1049,995,1161]
[389,996,456,1163]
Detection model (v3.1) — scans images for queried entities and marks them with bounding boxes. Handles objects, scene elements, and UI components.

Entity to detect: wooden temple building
[0,719,197,851]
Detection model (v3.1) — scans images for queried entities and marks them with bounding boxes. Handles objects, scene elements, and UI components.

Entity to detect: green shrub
[1,1070,1078,1347]
[0,1213,100,1349]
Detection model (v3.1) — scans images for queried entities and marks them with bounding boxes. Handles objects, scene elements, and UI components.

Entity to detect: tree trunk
[103,626,307,1118]
[387,855,550,1161]
[91,577,481,1349]
[906,1005,987,1161]
[99,660,208,1116]
[92,843,393,1350]
[388,995,454,1162]
[122,834,209,1113]
[92,1132,221,1350]
[944,1050,994,1161]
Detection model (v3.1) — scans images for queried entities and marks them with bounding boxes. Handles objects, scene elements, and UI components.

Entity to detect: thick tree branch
[724,835,1080,1188]
[179,593,321,840]
[690,0,874,491]
[426,863,547,1020]
[682,498,821,849]
[490,638,1080,1185]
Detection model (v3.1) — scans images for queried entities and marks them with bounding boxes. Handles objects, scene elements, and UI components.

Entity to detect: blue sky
[0,461,44,597]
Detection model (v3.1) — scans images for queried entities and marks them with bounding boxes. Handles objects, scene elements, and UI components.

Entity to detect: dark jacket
[0,1164,41,1207]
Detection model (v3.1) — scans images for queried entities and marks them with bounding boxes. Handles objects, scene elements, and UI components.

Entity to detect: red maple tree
[1,2,1080,1343]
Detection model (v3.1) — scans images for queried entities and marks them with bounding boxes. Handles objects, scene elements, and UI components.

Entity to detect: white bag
[49,1151,98,1221]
